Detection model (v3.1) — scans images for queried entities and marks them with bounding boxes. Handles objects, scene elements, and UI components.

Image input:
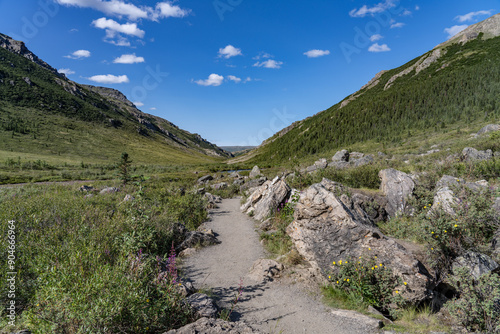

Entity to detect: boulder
[241,177,291,221]
[249,166,261,179]
[176,281,195,297]
[314,158,328,169]
[379,169,415,218]
[229,171,241,178]
[287,178,432,304]
[100,187,119,194]
[332,149,350,162]
[462,147,493,161]
[352,154,374,167]
[240,177,267,192]
[205,193,222,208]
[432,187,459,216]
[185,293,218,318]
[476,124,500,136]
[436,175,464,190]
[452,251,499,280]
[198,175,213,184]
[178,231,220,251]
[350,152,364,159]
[327,161,350,169]
[164,317,260,334]
[305,165,318,173]
[233,179,245,186]
[248,259,284,282]
[211,182,228,190]
[351,192,388,224]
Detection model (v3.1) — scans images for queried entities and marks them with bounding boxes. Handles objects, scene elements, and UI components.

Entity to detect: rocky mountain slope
[242,14,500,165]
[0,33,231,164]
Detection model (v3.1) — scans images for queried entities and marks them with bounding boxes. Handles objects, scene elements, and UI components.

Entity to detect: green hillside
[0,33,230,167]
[246,32,500,165]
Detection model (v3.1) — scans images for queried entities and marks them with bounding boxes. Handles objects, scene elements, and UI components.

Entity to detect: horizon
[0,0,498,146]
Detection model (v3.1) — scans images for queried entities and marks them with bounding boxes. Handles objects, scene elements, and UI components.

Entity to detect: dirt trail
[181,198,380,334]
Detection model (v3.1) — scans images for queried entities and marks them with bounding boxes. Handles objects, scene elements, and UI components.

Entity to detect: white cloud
[402,9,412,16]
[105,35,131,46]
[87,74,129,84]
[150,107,157,110]
[92,17,145,37]
[58,68,75,75]
[455,10,492,23]
[349,0,395,18]
[243,77,252,83]
[154,2,190,19]
[218,45,243,59]
[253,59,283,69]
[444,25,468,39]
[133,101,144,107]
[304,49,330,58]
[253,52,272,60]
[227,75,241,83]
[415,5,420,11]
[368,43,391,52]
[390,22,405,28]
[113,53,145,64]
[195,74,224,86]
[370,34,383,42]
[64,49,91,59]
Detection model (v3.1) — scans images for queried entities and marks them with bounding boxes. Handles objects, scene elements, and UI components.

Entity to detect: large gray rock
[241,177,291,221]
[452,251,499,280]
[204,192,222,208]
[431,187,459,216]
[198,175,214,183]
[332,149,350,162]
[100,187,119,194]
[211,182,228,190]
[462,147,493,161]
[351,192,388,224]
[178,231,220,251]
[352,154,374,167]
[185,293,218,318]
[287,178,432,304]
[379,169,415,218]
[164,317,260,334]
[314,158,328,169]
[249,166,261,179]
[240,177,267,192]
[476,124,500,136]
[248,259,284,282]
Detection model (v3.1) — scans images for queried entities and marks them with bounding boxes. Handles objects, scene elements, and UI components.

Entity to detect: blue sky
[0,0,498,146]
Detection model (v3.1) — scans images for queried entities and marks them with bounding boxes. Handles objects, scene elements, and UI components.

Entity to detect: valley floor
[181,198,381,334]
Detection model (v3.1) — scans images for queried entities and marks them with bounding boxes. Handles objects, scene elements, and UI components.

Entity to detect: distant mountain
[219,146,256,153]
[0,33,232,164]
[244,14,500,164]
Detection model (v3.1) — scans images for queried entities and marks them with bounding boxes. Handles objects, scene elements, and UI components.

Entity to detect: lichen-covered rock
[352,154,374,167]
[164,317,261,334]
[476,124,500,136]
[241,177,291,221]
[240,177,267,193]
[452,251,499,280]
[178,231,220,252]
[100,187,119,194]
[287,178,433,304]
[198,175,214,183]
[379,169,415,218]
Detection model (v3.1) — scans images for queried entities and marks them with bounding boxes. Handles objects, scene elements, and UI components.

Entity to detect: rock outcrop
[476,124,500,136]
[164,317,260,334]
[184,293,218,318]
[248,259,284,282]
[461,147,493,161]
[249,166,261,179]
[452,251,499,280]
[379,169,415,218]
[241,177,291,221]
[287,179,432,304]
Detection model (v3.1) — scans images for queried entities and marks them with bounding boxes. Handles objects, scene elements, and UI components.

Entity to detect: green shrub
[327,257,405,316]
[445,268,500,333]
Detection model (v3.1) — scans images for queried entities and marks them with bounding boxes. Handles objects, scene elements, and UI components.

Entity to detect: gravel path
[181,198,381,334]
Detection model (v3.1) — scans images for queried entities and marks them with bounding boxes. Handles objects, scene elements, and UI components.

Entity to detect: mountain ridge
[0,33,232,164]
[239,13,500,165]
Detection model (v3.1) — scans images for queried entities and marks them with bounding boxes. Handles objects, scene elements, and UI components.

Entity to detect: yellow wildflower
[333,261,336,265]
[347,279,350,282]
[395,290,399,294]
[404,282,407,285]
[454,224,458,228]
[329,276,331,279]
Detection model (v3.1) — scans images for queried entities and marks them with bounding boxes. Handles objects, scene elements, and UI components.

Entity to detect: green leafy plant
[445,267,500,333]
[327,257,405,316]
